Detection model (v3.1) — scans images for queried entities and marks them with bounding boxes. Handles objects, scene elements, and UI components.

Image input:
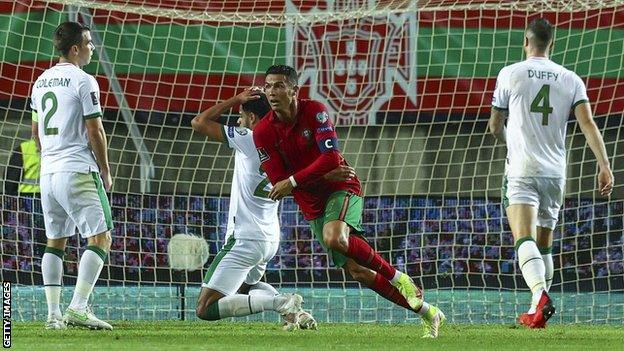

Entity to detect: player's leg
[245,240,313,330]
[239,281,314,329]
[520,225,554,327]
[42,238,67,330]
[535,177,564,294]
[67,231,111,312]
[523,178,564,326]
[239,241,280,298]
[344,259,445,338]
[196,239,301,322]
[506,204,544,293]
[39,173,73,330]
[319,191,420,309]
[62,172,114,330]
[244,282,278,296]
[505,177,553,328]
[536,226,554,292]
[320,193,397,281]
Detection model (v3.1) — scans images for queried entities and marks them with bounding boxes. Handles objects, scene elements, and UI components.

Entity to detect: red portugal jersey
[253,99,361,220]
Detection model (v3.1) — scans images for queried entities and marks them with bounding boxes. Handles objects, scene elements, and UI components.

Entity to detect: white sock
[542,252,553,291]
[42,251,63,319]
[390,270,402,285]
[69,248,105,311]
[217,294,275,317]
[248,282,279,297]
[517,238,546,312]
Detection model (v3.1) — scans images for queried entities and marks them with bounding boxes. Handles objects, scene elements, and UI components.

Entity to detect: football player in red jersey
[253,65,445,337]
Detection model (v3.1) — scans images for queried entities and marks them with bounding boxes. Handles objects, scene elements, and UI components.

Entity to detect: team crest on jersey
[90,92,99,106]
[302,129,312,139]
[235,127,248,136]
[289,1,416,125]
[315,111,328,123]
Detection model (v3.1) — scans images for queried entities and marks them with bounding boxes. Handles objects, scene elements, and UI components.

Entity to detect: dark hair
[54,22,90,57]
[265,65,298,86]
[527,18,553,52]
[242,93,271,119]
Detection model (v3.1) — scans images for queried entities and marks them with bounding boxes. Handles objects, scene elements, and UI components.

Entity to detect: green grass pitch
[10,321,623,351]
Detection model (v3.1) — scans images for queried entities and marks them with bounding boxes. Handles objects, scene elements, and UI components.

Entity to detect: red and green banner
[1,1,622,121]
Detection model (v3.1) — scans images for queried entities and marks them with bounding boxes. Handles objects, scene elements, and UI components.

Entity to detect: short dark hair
[54,22,90,57]
[527,18,553,52]
[265,65,298,86]
[242,93,270,119]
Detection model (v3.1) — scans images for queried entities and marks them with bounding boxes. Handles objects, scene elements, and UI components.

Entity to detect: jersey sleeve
[292,101,341,185]
[310,101,339,153]
[223,126,256,157]
[492,67,511,110]
[29,85,38,121]
[29,92,37,113]
[571,74,590,109]
[79,75,103,119]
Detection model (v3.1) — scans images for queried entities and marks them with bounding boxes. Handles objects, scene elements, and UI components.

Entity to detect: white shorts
[503,176,565,230]
[202,237,279,296]
[40,172,113,239]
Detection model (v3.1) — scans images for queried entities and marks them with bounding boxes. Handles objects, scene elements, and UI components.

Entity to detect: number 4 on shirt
[530,84,553,126]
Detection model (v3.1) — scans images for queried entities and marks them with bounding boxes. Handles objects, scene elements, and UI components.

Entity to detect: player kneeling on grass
[191,88,350,329]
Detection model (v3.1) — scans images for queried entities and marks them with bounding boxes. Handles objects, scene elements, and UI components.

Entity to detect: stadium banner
[286,0,417,125]
[0,2,622,121]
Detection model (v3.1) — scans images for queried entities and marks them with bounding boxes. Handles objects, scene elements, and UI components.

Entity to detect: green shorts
[309,191,364,267]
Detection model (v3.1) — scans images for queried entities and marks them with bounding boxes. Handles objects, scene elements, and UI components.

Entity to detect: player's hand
[234,87,263,105]
[323,166,356,182]
[268,178,293,201]
[597,167,614,196]
[101,170,113,191]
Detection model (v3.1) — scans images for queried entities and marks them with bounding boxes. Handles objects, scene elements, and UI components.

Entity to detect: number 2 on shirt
[41,91,59,135]
[530,84,553,126]
[253,166,270,199]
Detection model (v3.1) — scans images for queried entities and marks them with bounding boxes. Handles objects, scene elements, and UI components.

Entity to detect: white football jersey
[223,125,280,242]
[492,57,589,178]
[30,63,102,175]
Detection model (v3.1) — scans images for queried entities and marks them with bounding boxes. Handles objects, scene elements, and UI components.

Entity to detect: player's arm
[489,67,510,143]
[323,165,356,182]
[291,118,342,185]
[31,111,41,151]
[268,108,342,200]
[86,117,112,191]
[79,75,111,190]
[191,88,260,142]
[574,102,613,196]
[488,107,507,143]
[294,107,343,185]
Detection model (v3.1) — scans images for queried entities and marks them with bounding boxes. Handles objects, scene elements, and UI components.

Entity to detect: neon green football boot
[421,305,446,338]
[391,273,423,310]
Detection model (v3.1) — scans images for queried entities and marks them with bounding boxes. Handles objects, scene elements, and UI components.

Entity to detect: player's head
[525,18,554,56]
[239,93,271,130]
[264,65,299,114]
[54,21,94,67]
